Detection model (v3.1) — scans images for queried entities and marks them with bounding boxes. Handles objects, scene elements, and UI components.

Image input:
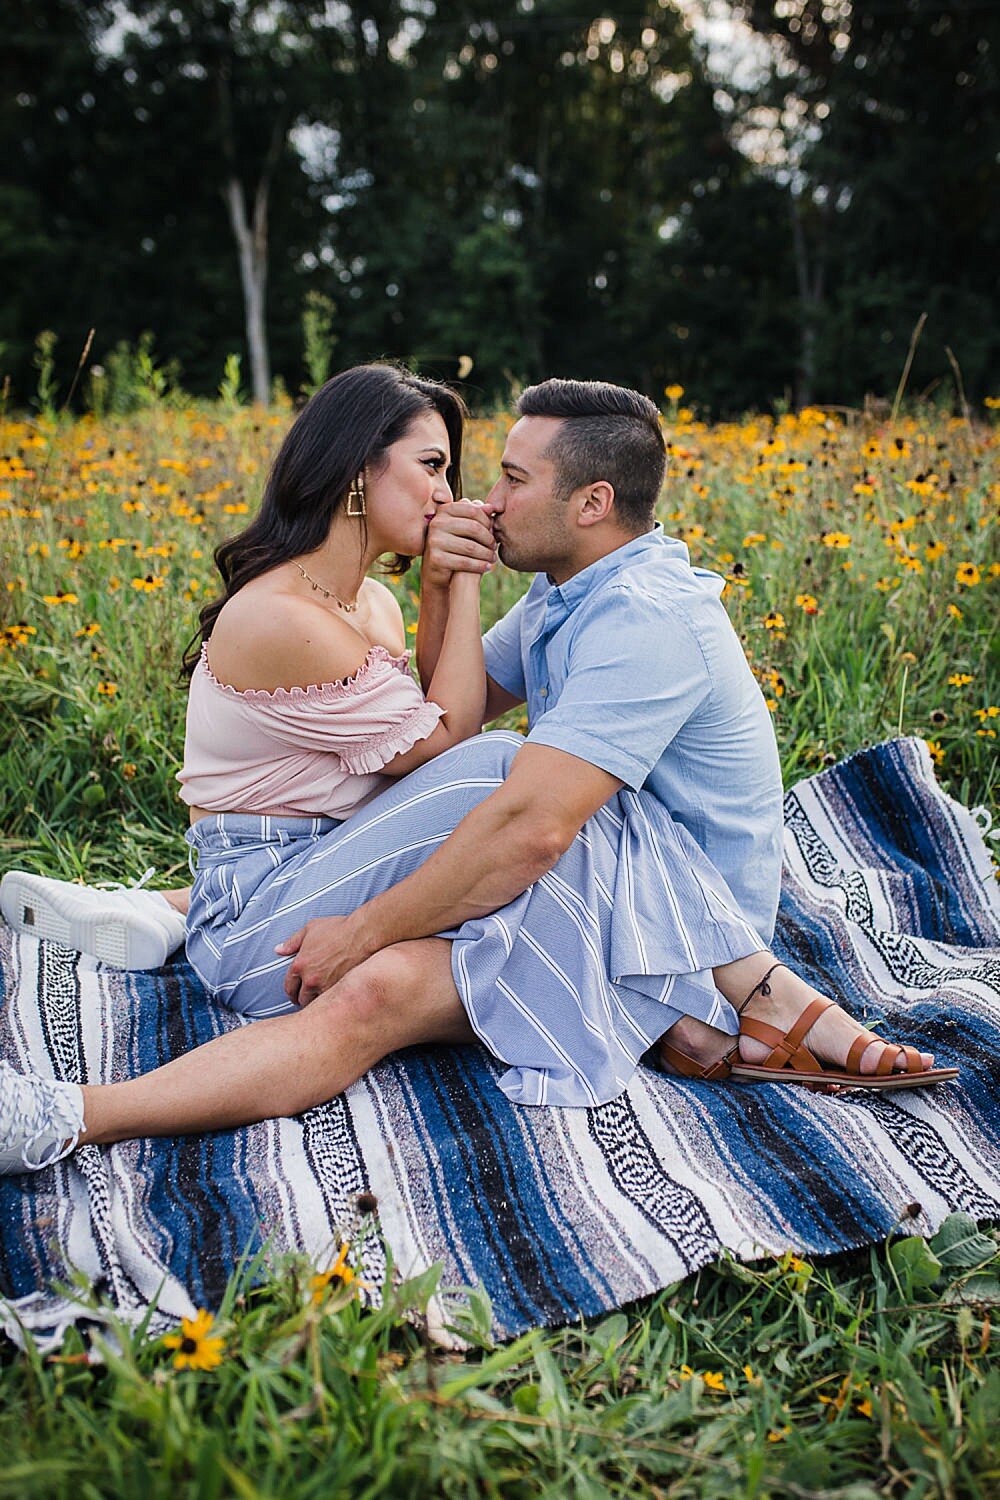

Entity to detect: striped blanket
[2,738,999,1350]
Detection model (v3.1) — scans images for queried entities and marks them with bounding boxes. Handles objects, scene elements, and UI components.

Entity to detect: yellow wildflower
[925,739,944,766]
[702,1371,726,1392]
[75,623,101,638]
[794,593,819,614]
[955,563,981,586]
[822,531,851,549]
[163,1309,225,1372]
[664,384,684,401]
[310,1241,358,1303]
[947,603,963,620]
[42,592,79,606]
[948,673,973,687]
[925,541,947,561]
[763,611,786,631]
[96,681,118,697]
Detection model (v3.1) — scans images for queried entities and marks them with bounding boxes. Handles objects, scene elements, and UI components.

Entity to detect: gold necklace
[293,561,360,613]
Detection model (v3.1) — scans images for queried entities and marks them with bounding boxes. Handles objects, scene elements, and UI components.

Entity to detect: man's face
[483,416,575,577]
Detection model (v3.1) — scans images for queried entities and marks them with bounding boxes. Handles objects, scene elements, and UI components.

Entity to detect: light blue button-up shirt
[483,527,784,942]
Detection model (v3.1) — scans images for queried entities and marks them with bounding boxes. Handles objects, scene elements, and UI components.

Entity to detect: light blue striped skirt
[184,732,764,1107]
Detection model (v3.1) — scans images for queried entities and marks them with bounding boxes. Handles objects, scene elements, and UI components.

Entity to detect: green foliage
[32,331,58,421]
[0,1224,998,1496]
[1,2,997,412]
[301,291,337,397]
[218,353,244,410]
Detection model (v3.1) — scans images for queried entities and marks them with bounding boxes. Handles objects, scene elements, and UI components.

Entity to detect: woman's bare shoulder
[207,580,372,693]
[361,577,407,654]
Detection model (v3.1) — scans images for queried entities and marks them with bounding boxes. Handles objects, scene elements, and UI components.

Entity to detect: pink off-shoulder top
[176,644,446,819]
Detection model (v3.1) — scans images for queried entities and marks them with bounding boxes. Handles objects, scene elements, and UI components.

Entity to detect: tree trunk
[217,55,286,407]
[223,175,270,404]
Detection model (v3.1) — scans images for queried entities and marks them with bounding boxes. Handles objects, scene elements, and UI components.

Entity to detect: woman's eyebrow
[420,446,448,459]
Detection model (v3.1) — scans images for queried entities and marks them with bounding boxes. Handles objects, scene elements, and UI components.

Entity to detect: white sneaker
[0,869,187,970]
[0,1059,85,1174]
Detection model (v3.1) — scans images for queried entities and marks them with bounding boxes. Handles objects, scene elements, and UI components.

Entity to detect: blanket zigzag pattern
[2,737,999,1348]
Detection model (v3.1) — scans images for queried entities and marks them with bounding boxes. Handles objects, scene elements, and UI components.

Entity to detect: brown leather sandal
[656,1039,737,1083]
[729,963,960,1090]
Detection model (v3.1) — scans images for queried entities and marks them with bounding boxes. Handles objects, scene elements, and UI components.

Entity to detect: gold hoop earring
[346,473,366,517]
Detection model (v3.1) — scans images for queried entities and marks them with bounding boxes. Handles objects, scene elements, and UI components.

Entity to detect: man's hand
[422,499,495,590]
[275,915,371,1007]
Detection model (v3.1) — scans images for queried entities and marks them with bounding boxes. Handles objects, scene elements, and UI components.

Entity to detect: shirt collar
[543,524,689,620]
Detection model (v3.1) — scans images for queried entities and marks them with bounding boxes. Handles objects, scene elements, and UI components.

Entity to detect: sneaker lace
[0,1060,84,1171]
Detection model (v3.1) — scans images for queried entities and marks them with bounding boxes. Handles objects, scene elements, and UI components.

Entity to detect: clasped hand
[422,497,496,588]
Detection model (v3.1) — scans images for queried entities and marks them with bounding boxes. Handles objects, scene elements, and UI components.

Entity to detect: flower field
[1,393,998,1497]
[0,397,996,886]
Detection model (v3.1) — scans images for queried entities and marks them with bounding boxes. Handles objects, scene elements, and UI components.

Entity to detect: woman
[0,366,955,1174]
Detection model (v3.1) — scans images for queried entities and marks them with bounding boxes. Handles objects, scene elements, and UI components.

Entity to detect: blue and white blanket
[2,738,998,1349]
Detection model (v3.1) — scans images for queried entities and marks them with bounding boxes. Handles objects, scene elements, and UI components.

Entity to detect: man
[1,380,941,1170]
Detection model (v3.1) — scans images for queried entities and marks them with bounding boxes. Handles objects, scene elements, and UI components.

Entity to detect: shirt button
[539,687,548,698]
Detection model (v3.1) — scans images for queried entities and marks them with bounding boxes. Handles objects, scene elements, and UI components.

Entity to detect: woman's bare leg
[79,938,471,1146]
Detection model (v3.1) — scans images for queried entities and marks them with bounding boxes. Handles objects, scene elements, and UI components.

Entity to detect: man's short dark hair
[516,378,666,530]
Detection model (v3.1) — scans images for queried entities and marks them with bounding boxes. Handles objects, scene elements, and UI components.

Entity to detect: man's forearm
[347,786,563,960]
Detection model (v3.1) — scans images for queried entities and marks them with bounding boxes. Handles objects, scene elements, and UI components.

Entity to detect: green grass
[1,398,998,1496]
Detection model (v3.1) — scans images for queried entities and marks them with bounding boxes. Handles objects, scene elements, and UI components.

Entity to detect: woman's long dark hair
[182,363,466,675]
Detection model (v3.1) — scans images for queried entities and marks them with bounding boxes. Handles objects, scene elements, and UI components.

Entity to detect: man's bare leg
[80,938,471,1146]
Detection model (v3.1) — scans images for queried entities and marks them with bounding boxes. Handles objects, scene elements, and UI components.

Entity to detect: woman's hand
[422,499,495,590]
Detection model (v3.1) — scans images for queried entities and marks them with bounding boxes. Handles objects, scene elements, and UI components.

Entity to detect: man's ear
[576,480,615,528]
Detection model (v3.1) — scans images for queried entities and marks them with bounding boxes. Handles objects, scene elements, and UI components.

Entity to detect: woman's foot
[0,870,187,970]
[0,1060,84,1173]
[727,957,936,1077]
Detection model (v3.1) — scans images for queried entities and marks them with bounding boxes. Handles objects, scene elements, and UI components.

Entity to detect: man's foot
[0,1059,84,1174]
[0,870,187,970]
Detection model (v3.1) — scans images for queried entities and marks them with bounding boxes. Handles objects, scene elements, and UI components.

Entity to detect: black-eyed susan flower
[75,622,101,638]
[794,592,819,614]
[821,531,851,549]
[925,541,947,561]
[955,563,981,587]
[96,681,118,696]
[42,591,78,606]
[309,1240,359,1304]
[163,1309,225,1372]
[131,574,165,593]
[948,673,973,687]
[947,603,963,620]
[925,739,944,766]
[763,610,786,632]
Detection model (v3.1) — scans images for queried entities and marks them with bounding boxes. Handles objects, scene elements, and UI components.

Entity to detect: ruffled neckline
[199,642,412,705]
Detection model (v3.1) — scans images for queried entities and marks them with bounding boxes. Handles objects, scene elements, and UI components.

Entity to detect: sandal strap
[659,1042,735,1082]
[846,1035,927,1077]
[740,999,834,1074]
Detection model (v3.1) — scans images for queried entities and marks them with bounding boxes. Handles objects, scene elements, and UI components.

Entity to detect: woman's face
[364,410,454,556]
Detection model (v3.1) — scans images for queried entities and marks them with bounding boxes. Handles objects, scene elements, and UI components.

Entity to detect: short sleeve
[525,588,712,790]
[222,648,446,776]
[482,594,528,701]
